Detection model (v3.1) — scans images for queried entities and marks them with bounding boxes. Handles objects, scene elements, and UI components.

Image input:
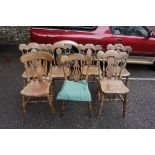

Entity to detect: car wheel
[54,40,79,53]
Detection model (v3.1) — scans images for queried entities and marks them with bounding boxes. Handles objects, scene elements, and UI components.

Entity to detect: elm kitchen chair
[20,51,55,114]
[97,50,130,118]
[56,53,93,117]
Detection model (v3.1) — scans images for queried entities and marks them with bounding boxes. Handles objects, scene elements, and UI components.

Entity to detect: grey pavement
[0,45,155,129]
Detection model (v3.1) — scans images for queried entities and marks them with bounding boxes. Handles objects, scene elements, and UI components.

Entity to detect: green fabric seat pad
[57,80,92,101]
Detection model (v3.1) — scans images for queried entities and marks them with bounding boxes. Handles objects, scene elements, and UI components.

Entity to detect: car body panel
[112,34,155,55]
[30,26,155,55]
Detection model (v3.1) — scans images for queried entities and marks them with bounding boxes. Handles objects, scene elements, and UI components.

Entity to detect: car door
[46,26,100,45]
[110,26,155,55]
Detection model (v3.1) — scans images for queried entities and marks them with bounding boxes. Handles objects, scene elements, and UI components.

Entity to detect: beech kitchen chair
[56,53,93,116]
[50,43,71,79]
[114,44,131,86]
[97,50,129,118]
[82,44,101,81]
[20,51,55,114]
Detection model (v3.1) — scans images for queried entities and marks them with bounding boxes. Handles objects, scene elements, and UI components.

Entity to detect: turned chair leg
[123,94,128,118]
[97,86,101,102]
[22,95,26,114]
[61,102,65,117]
[113,94,116,100]
[98,92,104,118]
[88,102,93,117]
[23,78,27,87]
[47,94,55,114]
[97,87,101,99]
[125,77,129,87]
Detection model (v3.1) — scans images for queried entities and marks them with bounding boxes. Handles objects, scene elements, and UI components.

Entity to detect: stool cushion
[57,80,91,101]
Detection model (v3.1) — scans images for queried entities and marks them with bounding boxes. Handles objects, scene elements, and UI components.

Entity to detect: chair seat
[83,65,99,76]
[57,80,92,101]
[116,67,130,77]
[51,66,69,78]
[21,79,51,97]
[100,78,129,94]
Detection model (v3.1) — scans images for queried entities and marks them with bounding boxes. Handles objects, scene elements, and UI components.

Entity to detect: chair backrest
[53,41,74,54]
[124,46,132,54]
[38,44,47,51]
[118,51,129,78]
[107,44,115,50]
[84,44,96,55]
[105,50,121,79]
[20,51,53,82]
[114,44,125,52]
[19,44,30,54]
[46,44,54,53]
[114,44,130,76]
[52,44,65,66]
[61,53,92,81]
[95,45,103,52]
[28,43,40,51]
[84,44,98,67]
[77,44,85,54]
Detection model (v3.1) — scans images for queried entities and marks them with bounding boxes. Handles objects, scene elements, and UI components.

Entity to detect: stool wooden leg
[61,102,65,117]
[47,95,55,114]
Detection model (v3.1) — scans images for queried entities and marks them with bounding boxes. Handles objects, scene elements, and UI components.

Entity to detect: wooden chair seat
[116,67,130,77]
[100,78,129,94]
[83,65,99,76]
[51,66,69,78]
[21,79,51,97]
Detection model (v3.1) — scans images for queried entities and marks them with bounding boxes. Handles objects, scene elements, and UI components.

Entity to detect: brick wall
[0,26,30,45]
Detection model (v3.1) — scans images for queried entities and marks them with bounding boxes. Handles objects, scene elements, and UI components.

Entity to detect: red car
[30,26,155,66]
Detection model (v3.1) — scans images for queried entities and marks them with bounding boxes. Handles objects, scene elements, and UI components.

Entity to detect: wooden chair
[113,44,131,86]
[82,44,101,80]
[19,44,31,86]
[19,43,50,86]
[97,50,129,118]
[50,43,71,79]
[106,44,131,85]
[56,53,93,116]
[20,51,55,114]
